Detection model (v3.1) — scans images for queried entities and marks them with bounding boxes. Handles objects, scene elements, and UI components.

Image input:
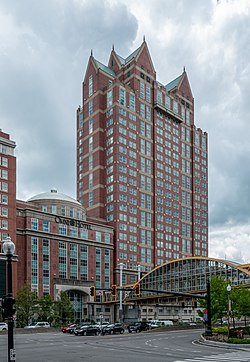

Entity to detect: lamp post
[227,284,231,337]
[206,280,212,336]
[119,263,124,322]
[2,236,16,362]
[137,264,141,281]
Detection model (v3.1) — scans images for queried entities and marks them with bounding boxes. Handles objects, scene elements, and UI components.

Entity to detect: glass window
[31,218,38,230]
[140,81,145,99]
[140,103,145,118]
[165,96,170,109]
[80,245,88,281]
[1,157,8,167]
[51,205,57,214]
[59,223,67,235]
[89,100,93,116]
[119,87,126,106]
[89,191,93,207]
[1,219,8,229]
[130,94,135,112]
[146,85,151,103]
[43,220,50,232]
[1,182,8,192]
[1,170,8,179]
[1,195,8,204]
[107,89,113,108]
[89,75,93,97]
[96,231,101,242]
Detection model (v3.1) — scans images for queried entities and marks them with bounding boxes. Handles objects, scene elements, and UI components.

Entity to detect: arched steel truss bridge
[122,257,250,301]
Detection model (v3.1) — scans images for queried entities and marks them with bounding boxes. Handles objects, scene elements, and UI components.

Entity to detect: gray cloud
[0,0,138,199]
[1,0,250,261]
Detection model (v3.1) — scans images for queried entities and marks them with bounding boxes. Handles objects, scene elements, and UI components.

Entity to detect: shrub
[242,327,250,335]
[227,338,250,344]
[212,326,228,335]
[229,329,243,339]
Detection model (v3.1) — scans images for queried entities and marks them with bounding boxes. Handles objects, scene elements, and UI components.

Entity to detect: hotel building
[15,189,114,321]
[0,130,17,297]
[76,40,208,285]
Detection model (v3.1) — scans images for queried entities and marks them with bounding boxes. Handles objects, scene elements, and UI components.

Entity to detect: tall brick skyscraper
[0,129,16,297]
[76,41,208,284]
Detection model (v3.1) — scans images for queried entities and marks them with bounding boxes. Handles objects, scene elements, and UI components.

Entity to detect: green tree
[15,283,38,327]
[231,285,250,326]
[198,276,229,323]
[54,291,74,325]
[38,294,54,325]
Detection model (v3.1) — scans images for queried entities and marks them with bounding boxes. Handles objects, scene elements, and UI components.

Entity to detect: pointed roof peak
[93,58,115,77]
[165,73,183,92]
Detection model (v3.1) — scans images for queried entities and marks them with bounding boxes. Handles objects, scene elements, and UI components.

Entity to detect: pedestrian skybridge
[125,257,250,300]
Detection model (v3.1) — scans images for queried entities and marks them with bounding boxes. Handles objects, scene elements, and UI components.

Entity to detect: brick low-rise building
[15,189,114,321]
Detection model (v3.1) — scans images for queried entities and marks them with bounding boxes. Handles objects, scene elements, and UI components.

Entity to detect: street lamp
[227,284,232,337]
[119,263,124,322]
[2,235,16,362]
[206,280,212,336]
[137,264,141,281]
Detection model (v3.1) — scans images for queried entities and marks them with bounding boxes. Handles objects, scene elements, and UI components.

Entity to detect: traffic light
[193,301,197,308]
[111,284,117,297]
[10,298,15,317]
[1,296,7,320]
[134,283,140,296]
[1,296,15,320]
[90,286,95,297]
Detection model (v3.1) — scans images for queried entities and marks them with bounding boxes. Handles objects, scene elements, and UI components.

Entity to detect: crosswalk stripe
[174,350,250,362]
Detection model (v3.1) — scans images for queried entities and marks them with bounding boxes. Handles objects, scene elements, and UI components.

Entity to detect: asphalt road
[1,329,250,362]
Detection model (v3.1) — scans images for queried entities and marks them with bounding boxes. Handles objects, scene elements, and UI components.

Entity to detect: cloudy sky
[1,0,250,263]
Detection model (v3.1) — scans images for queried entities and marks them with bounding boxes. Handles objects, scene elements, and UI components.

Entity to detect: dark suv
[102,323,124,335]
[128,322,150,333]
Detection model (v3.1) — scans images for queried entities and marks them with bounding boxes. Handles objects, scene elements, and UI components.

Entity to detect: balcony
[154,102,183,123]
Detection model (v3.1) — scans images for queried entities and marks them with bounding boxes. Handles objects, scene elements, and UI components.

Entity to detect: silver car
[24,322,50,329]
[0,322,8,331]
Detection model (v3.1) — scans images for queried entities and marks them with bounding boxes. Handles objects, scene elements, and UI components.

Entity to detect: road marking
[174,350,250,362]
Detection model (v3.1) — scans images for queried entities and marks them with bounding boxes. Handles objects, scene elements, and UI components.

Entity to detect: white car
[0,322,8,331]
[24,322,50,329]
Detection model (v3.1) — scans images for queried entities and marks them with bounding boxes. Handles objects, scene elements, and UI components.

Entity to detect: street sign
[203,309,208,322]
[10,348,16,361]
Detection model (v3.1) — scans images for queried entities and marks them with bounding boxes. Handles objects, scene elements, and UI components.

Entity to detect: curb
[198,333,250,351]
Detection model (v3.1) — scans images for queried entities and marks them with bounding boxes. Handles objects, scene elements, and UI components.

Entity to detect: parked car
[74,325,100,336]
[0,322,8,331]
[73,323,91,334]
[128,322,150,333]
[96,321,110,329]
[24,322,50,329]
[61,324,77,333]
[148,321,161,329]
[68,324,79,334]
[102,323,124,335]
